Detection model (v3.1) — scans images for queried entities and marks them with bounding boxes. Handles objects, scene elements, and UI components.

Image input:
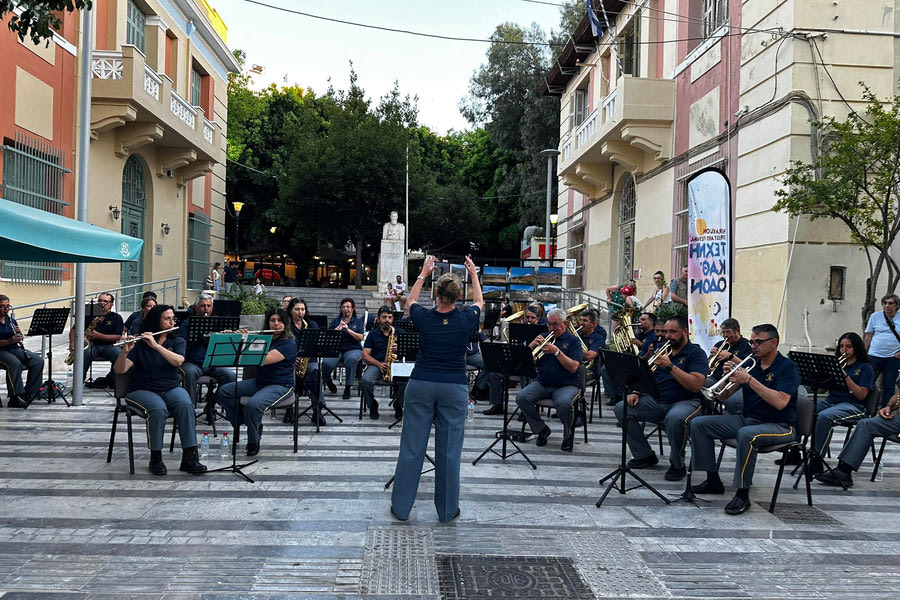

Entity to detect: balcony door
[618,174,636,282]
[120,155,146,311]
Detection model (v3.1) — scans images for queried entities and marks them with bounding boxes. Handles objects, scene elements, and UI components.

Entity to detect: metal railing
[558,287,619,332]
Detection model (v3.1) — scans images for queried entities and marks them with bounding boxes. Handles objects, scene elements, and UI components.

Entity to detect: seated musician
[638,318,665,360]
[707,318,752,415]
[690,324,801,515]
[113,305,207,476]
[614,316,707,481]
[523,304,546,326]
[179,293,236,410]
[578,308,606,382]
[123,291,157,334]
[516,308,584,452]
[217,308,298,457]
[360,306,406,420]
[0,295,44,408]
[322,298,365,399]
[69,293,123,386]
[603,312,656,407]
[287,298,323,425]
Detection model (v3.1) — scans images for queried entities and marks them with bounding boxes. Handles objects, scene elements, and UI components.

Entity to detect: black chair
[238,366,301,453]
[832,388,879,463]
[106,371,174,474]
[871,433,900,481]
[520,366,588,445]
[715,394,814,513]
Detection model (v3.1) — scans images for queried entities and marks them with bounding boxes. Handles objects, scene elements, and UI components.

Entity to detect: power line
[227,158,278,179]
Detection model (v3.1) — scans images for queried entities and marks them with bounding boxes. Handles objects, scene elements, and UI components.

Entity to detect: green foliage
[1,0,90,44]
[773,87,900,325]
[218,283,278,314]
[655,302,687,323]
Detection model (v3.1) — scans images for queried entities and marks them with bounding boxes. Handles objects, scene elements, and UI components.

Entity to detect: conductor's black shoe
[179,447,208,474]
[724,495,752,515]
[627,453,659,469]
[775,447,801,466]
[390,506,408,521]
[149,457,167,476]
[536,426,552,447]
[482,405,504,416]
[342,386,352,400]
[370,402,380,420]
[664,465,686,481]
[246,443,260,457]
[7,396,28,409]
[325,379,337,393]
[690,479,725,494]
[815,469,853,487]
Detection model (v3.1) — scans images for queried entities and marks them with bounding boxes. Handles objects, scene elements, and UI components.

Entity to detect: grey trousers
[516,381,578,434]
[839,414,900,471]
[614,395,702,469]
[0,347,44,398]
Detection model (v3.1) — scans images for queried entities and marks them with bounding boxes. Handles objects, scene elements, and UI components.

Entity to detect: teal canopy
[0,198,143,262]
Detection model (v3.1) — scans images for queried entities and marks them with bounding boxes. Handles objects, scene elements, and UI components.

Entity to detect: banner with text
[687,170,731,353]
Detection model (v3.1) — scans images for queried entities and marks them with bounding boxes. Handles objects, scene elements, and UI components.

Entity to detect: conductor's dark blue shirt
[327,317,365,353]
[409,303,481,385]
[827,360,874,407]
[364,326,404,363]
[742,352,801,425]
[536,330,583,387]
[655,342,707,403]
[126,336,185,394]
[710,337,753,380]
[256,336,298,388]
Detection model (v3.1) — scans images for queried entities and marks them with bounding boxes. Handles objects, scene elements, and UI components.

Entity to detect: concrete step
[266,286,377,319]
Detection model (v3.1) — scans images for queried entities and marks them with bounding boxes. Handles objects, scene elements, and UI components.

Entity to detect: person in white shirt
[392,275,407,309]
[865,293,900,408]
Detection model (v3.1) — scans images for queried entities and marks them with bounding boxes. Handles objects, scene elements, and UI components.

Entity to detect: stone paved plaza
[0,381,898,600]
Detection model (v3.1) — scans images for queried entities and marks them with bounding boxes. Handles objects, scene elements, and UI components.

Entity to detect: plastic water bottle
[200,432,210,460]
[467,400,475,424]
[64,368,73,394]
[875,461,885,482]
[220,432,230,459]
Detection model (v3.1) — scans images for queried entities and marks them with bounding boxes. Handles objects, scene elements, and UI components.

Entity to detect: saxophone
[295,318,310,379]
[383,325,397,382]
[66,314,103,366]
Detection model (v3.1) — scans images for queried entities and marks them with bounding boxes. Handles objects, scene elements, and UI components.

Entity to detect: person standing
[670,265,689,306]
[223,261,238,294]
[206,262,221,293]
[391,255,482,523]
[0,295,44,408]
[864,293,900,408]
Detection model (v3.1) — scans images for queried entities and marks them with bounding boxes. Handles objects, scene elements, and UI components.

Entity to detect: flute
[203,329,280,337]
[114,326,180,346]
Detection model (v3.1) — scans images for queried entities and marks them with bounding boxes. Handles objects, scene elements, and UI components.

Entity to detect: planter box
[240,314,265,331]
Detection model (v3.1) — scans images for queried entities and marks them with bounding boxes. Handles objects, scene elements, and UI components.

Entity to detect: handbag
[883,312,900,347]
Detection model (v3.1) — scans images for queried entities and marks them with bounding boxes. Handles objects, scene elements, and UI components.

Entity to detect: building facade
[545,0,900,348]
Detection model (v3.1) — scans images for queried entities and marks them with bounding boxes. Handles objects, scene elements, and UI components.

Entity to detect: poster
[687,170,731,353]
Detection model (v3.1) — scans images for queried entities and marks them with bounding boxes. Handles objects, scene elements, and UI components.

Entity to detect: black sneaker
[561,431,574,452]
[325,379,337,394]
[724,495,752,515]
[282,407,295,423]
[627,453,659,469]
[342,386,352,400]
[370,401,380,420]
[815,469,853,487]
[179,448,208,474]
[690,478,725,494]
[536,426,552,447]
[7,396,28,409]
[149,456,167,476]
[482,405,504,416]
[246,443,260,457]
[664,464,687,481]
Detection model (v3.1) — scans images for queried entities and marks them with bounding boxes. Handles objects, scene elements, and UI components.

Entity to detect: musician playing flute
[69,292,123,385]
[516,308,584,452]
[707,318,752,415]
[689,324,801,515]
[360,306,406,421]
[0,295,43,408]
[614,315,708,482]
[179,293,236,409]
[113,305,207,476]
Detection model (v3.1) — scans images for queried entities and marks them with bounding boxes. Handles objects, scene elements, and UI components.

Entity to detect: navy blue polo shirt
[364,326,405,363]
[179,309,216,366]
[582,327,607,353]
[536,330,583,387]
[123,310,141,334]
[828,361,874,406]
[655,342,708,403]
[127,336,185,394]
[327,316,364,353]
[742,352,801,425]
[256,336,298,388]
[87,312,124,346]
[291,320,319,365]
[0,316,21,343]
[710,337,753,380]
[409,303,481,384]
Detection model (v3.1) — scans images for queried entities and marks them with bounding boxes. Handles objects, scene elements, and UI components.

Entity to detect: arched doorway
[120,155,146,310]
[617,174,636,282]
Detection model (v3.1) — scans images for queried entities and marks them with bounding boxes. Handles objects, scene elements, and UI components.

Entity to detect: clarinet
[11,323,25,351]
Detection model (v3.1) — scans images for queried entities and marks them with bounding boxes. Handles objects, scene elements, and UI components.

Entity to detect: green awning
[0,198,143,262]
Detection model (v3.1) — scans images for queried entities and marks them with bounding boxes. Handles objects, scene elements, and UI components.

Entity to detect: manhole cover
[437,554,595,600]
[769,504,843,526]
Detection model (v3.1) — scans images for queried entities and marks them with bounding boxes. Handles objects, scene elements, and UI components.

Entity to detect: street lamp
[540,148,560,265]
[232,201,244,261]
[550,213,558,267]
[269,226,277,282]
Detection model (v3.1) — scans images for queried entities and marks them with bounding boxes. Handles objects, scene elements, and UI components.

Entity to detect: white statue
[383,210,405,241]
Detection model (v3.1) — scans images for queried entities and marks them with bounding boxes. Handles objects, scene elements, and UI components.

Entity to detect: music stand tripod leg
[472,378,536,469]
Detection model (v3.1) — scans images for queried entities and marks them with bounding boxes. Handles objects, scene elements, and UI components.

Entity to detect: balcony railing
[601,88,617,123]
[575,109,598,150]
[170,90,197,129]
[92,51,124,80]
[143,65,161,100]
[202,118,215,144]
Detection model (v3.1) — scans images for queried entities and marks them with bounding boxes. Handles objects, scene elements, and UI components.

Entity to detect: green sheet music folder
[202,333,272,369]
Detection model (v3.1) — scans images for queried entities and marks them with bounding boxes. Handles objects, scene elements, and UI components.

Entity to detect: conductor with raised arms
[390,255,482,523]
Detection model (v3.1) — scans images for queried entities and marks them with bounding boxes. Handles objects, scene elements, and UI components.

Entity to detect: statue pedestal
[370,239,406,311]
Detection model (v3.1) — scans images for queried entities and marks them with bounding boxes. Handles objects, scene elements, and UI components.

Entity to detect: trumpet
[647,341,672,372]
[701,355,758,402]
[708,341,731,371]
[532,331,557,361]
[114,326,180,346]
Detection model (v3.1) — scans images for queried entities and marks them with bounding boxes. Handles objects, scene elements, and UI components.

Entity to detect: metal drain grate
[437,554,595,600]
[768,504,843,526]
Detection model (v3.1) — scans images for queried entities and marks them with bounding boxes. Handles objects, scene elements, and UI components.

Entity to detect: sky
[212,0,569,134]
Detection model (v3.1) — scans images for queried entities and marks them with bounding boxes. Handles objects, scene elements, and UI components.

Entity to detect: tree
[2,0,91,44]
[774,88,900,326]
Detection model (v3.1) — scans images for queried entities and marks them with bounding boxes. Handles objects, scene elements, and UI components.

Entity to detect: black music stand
[296,329,343,431]
[472,343,538,469]
[187,316,240,432]
[29,307,70,405]
[483,307,501,341]
[295,328,327,433]
[203,332,271,483]
[789,350,849,490]
[596,350,671,507]
[173,310,190,327]
[386,332,419,429]
[212,300,242,317]
[508,323,546,346]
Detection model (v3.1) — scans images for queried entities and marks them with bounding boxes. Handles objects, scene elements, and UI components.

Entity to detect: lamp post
[269,226,277,282]
[232,201,244,262]
[540,149,561,265]
[550,213,558,267]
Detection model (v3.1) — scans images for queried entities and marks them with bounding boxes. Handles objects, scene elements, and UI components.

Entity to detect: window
[126,0,146,53]
[0,132,70,284]
[569,226,585,290]
[191,67,202,107]
[619,14,641,77]
[568,86,589,132]
[703,0,728,38]
[673,184,689,278]
[618,175,636,282]
[187,213,211,290]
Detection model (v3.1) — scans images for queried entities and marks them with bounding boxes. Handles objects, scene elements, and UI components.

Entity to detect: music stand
[483,307,501,341]
[212,300,242,317]
[203,332,271,483]
[309,315,327,329]
[789,350,849,490]
[296,329,343,430]
[472,342,538,469]
[29,307,71,405]
[386,332,419,429]
[508,323,546,346]
[596,350,671,507]
[295,328,325,433]
[187,316,240,431]
[172,310,190,327]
